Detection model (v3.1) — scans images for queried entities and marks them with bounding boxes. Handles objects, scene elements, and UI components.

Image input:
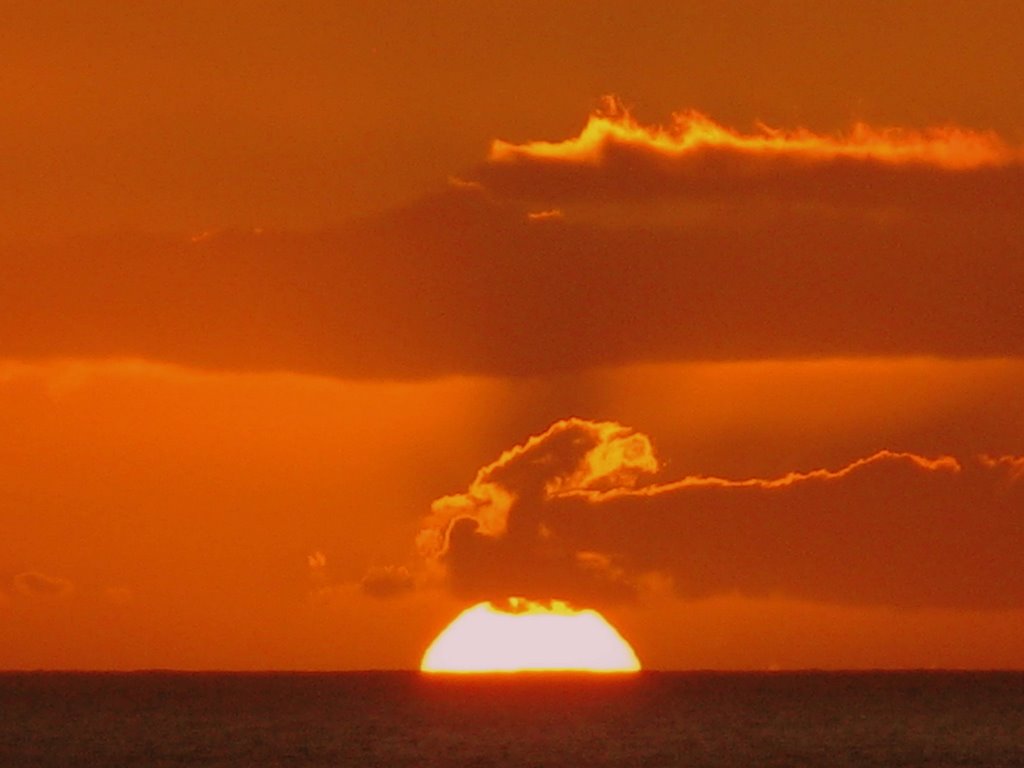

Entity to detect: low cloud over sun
[411,418,1024,611]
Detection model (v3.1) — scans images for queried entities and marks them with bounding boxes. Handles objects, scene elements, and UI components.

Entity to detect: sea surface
[1,671,1022,767]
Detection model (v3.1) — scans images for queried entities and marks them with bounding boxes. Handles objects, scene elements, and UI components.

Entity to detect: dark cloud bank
[2,112,1023,378]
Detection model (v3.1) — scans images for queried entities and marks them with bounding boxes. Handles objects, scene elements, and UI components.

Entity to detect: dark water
[1,671,1022,767]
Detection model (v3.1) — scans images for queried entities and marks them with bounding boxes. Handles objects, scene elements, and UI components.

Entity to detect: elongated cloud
[421,419,1024,609]
[478,99,1024,209]
[2,105,1022,377]
[492,98,1013,169]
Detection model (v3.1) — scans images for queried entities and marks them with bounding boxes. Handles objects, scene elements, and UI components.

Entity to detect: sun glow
[420,598,641,673]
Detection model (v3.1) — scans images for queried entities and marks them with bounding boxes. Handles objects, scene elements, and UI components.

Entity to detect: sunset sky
[3,1,1024,670]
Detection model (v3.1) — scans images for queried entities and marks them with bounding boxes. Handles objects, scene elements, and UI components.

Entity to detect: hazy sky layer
[2,1,1023,670]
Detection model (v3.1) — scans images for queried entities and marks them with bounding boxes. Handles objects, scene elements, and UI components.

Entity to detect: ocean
[1,671,1022,767]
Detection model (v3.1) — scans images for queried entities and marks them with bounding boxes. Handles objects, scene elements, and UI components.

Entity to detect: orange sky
[3,1,1024,670]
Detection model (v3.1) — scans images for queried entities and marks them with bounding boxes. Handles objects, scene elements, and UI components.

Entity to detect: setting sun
[420,598,641,674]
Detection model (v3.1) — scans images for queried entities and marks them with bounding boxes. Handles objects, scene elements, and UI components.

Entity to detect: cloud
[419,419,1024,610]
[360,565,414,598]
[525,208,564,221]
[412,418,657,604]
[12,571,74,598]
[307,550,328,574]
[307,551,414,600]
[2,104,1022,378]
[491,98,1015,169]
[981,454,1024,481]
[417,418,657,559]
[475,98,1024,211]
[306,566,414,603]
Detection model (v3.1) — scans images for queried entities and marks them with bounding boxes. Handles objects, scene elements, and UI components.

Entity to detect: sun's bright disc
[420,597,641,673]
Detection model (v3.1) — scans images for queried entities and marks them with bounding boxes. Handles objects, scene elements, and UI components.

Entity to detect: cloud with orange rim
[474,97,1024,210]
[415,418,1024,611]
